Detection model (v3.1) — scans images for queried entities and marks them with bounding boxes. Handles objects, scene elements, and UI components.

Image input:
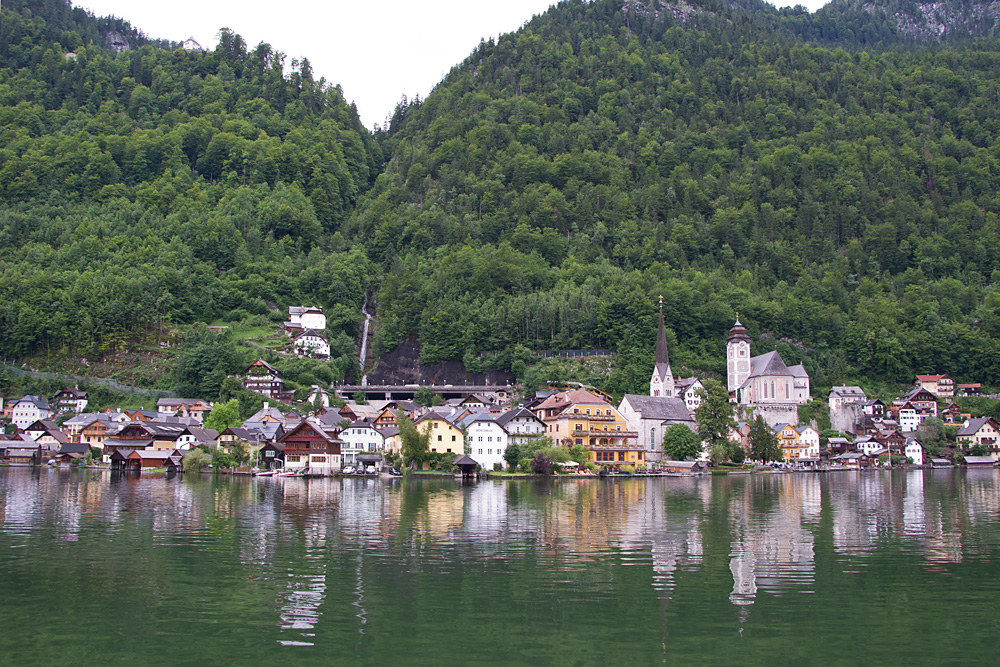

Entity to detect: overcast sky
[76,0,829,129]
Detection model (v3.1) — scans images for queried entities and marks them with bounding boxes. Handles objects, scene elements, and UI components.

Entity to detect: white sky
[75,0,829,129]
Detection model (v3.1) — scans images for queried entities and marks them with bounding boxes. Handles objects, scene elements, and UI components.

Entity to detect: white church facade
[726,317,810,427]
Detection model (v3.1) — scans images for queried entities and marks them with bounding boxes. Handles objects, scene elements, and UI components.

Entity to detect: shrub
[183,449,211,473]
[530,452,554,475]
[493,462,502,472]
[621,464,635,474]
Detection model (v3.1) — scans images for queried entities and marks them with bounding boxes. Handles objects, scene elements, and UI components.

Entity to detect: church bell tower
[650,297,675,398]
[727,315,752,395]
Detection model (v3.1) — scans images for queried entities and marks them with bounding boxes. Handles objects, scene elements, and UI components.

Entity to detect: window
[447,448,452,453]
[437,435,442,442]
[619,452,625,461]
[452,436,456,442]
[606,410,612,416]
[575,438,583,445]
[478,449,483,454]
[586,409,591,415]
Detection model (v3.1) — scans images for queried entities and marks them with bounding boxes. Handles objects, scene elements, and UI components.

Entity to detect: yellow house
[775,423,799,461]
[537,389,643,466]
[414,411,465,456]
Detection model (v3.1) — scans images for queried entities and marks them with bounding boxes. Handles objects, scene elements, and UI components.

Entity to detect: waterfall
[359,297,372,386]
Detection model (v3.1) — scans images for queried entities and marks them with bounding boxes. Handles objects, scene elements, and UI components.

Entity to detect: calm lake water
[1,468,998,665]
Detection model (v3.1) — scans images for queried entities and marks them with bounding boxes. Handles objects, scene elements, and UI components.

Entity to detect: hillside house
[292,330,330,358]
[11,396,51,431]
[53,388,88,414]
[915,375,954,398]
[285,306,326,331]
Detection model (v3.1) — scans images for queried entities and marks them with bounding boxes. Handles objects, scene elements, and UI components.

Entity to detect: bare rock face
[105,31,131,53]
[365,338,514,387]
[834,0,1000,40]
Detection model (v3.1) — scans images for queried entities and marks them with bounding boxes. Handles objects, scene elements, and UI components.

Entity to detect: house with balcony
[279,419,342,474]
[915,375,954,398]
[538,389,644,466]
[957,417,1000,460]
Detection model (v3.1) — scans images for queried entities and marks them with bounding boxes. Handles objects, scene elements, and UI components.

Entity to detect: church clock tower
[650,297,675,398]
[727,316,752,395]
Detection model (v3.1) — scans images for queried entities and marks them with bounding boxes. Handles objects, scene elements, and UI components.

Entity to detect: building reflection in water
[728,475,820,610]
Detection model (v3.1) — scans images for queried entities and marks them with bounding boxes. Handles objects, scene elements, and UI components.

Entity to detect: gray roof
[621,395,693,422]
[59,442,90,455]
[750,350,789,377]
[964,456,995,465]
[831,386,866,398]
[495,408,541,427]
[957,417,994,437]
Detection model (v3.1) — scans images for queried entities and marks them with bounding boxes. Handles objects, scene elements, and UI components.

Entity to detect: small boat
[255,470,277,477]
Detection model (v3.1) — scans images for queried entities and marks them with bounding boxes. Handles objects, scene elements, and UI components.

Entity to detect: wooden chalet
[103,422,154,465]
[279,419,342,474]
[258,441,285,470]
[243,359,291,401]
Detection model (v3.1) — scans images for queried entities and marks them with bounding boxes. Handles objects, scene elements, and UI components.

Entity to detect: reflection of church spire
[650,296,675,397]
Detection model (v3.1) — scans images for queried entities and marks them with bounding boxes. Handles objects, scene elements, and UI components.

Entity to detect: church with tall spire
[649,296,675,398]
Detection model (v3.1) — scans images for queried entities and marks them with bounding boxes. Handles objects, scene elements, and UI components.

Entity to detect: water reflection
[2,467,1000,662]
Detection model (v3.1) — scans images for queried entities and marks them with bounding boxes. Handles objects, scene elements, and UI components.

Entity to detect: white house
[12,396,51,431]
[293,330,330,358]
[828,386,867,411]
[286,306,326,331]
[462,413,508,470]
[675,377,704,413]
[897,402,920,433]
[340,420,386,469]
[794,425,821,458]
[496,408,545,445]
[904,438,926,465]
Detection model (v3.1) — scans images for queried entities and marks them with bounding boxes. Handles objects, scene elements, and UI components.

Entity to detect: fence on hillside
[479,349,615,359]
[0,360,176,398]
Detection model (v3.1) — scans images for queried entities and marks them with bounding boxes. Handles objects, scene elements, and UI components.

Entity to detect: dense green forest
[4,0,1000,402]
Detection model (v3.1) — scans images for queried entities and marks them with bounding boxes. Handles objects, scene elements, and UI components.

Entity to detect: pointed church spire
[655,296,668,368]
[650,296,674,397]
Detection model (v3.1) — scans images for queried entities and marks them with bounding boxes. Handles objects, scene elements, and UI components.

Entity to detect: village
[0,304,997,476]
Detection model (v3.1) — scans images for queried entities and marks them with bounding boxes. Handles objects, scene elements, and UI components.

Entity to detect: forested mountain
[0,0,381,386]
[354,0,1000,393]
[4,0,1000,400]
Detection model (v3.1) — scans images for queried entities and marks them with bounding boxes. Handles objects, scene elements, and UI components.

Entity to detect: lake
[1,468,998,665]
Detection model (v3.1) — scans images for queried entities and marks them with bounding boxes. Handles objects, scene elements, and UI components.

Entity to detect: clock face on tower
[738,361,749,372]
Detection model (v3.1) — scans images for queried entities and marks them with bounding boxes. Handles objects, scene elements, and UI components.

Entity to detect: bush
[183,449,211,473]
[493,462,502,472]
[530,452,554,475]
[621,464,635,474]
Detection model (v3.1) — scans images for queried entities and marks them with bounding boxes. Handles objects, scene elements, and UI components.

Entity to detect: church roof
[620,395,693,422]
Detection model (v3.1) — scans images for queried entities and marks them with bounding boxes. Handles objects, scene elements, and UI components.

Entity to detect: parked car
[342,466,355,474]
[365,465,377,474]
[389,468,402,476]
